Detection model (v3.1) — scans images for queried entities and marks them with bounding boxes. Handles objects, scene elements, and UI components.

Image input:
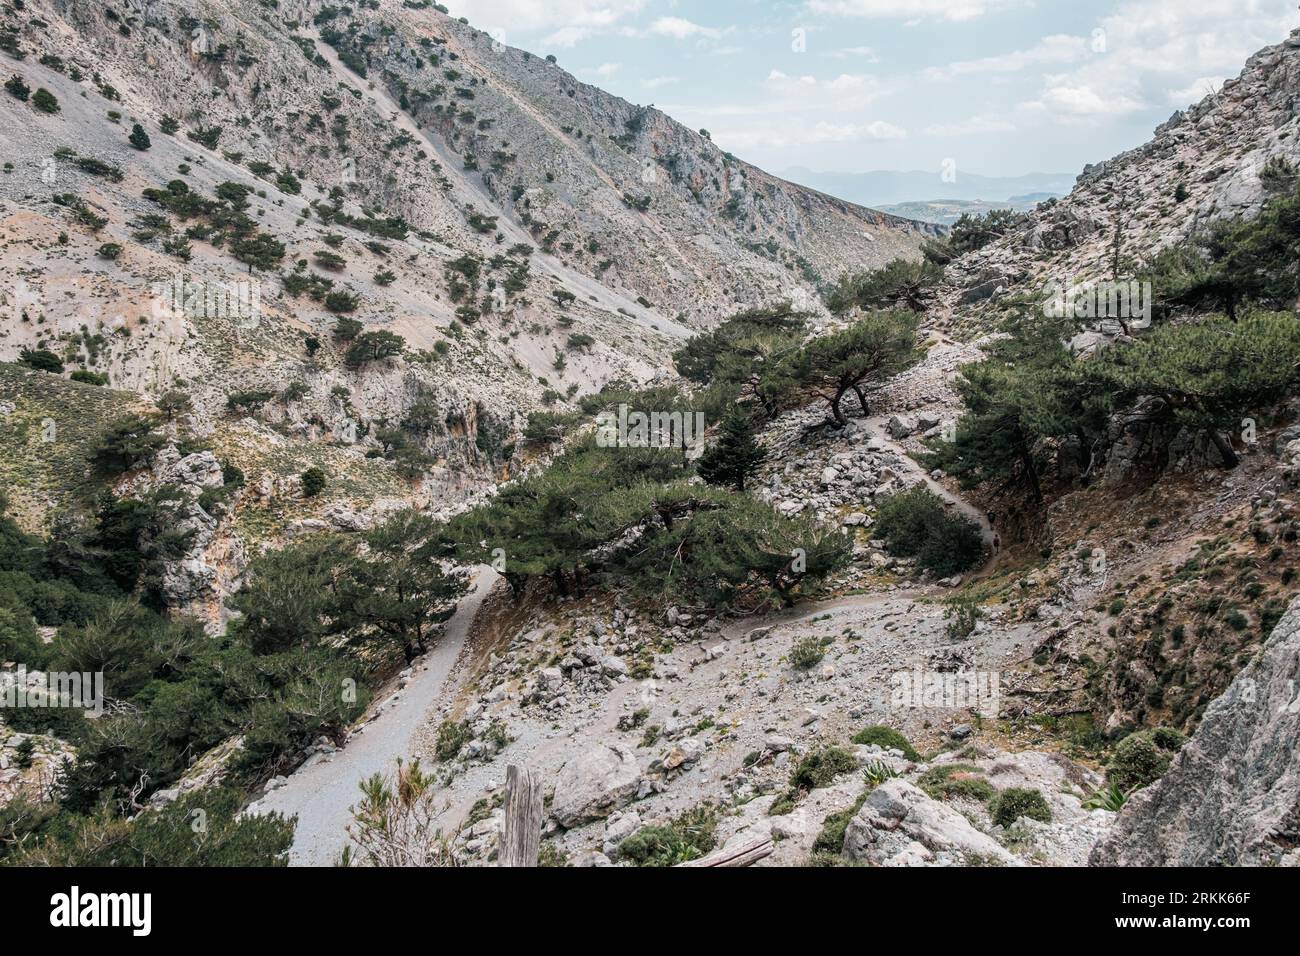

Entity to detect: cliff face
[1091,595,1300,867]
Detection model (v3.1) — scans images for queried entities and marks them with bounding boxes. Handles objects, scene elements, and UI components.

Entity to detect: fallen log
[678,837,774,868]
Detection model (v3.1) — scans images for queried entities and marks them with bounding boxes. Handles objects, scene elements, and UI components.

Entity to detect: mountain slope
[0,0,931,536]
[937,28,1300,333]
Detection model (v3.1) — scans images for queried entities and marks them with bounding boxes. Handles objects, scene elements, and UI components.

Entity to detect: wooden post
[500,764,544,867]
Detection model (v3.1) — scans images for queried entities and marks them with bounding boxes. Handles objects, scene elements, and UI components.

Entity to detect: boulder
[552,745,642,828]
[601,655,629,678]
[843,779,1018,866]
[1090,596,1300,866]
[886,415,914,439]
[661,736,706,770]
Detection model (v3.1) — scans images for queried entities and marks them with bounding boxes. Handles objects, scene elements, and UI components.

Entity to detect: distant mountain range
[781,167,1077,209]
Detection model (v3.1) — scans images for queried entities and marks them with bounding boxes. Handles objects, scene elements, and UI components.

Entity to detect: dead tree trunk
[499,764,544,867]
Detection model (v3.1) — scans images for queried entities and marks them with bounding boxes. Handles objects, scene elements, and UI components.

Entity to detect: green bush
[616,803,717,867]
[12,788,294,866]
[434,719,471,762]
[31,87,59,114]
[989,787,1051,827]
[944,594,983,640]
[788,635,826,671]
[789,746,857,791]
[300,467,328,499]
[917,763,995,803]
[1105,728,1185,792]
[874,486,985,576]
[813,792,869,854]
[850,725,920,760]
[18,348,62,373]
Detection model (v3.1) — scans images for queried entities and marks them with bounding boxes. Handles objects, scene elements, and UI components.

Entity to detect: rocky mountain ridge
[938,28,1300,334]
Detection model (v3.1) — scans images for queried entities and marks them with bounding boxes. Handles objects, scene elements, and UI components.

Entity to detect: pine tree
[128,122,151,150]
[697,410,765,491]
[768,309,922,425]
[1093,313,1300,469]
[826,258,943,314]
[4,74,30,101]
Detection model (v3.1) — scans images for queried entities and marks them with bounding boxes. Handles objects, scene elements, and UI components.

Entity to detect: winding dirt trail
[251,568,499,867]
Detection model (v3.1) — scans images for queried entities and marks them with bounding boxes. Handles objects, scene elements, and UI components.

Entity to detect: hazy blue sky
[444,0,1300,178]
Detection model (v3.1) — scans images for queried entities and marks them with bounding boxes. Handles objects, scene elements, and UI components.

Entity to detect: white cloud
[924,35,1093,81]
[445,0,648,35]
[1016,0,1300,124]
[763,70,891,108]
[825,46,880,61]
[648,17,730,40]
[1039,85,1144,117]
[664,67,904,155]
[584,62,623,78]
[642,75,680,89]
[811,120,907,141]
[1166,76,1226,106]
[806,0,1028,22]
[543,26,596,48]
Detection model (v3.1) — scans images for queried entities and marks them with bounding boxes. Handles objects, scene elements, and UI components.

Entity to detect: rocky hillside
[0,0,928,497]
[1090,594,1300,867]
[938,28,1300,337]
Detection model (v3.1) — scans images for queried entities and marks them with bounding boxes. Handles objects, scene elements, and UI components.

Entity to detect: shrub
[616,803,717,866]
[12,788,294,866]
[989,787,1051,827]
[434,719,471,761]
[340,761,456,868]
[788,635,825,671]
[917,763,995,802]
[874,486,985,576]
[18,348,63,373]
[344,330,405,367]
[300,467,327,498]
[128,123,151,151]
[31,88,59,114]
[813,793,868,854]
[333,317,363,341]
[5,74,30,101]
[851,725,920,760]
[90,414,165,475]
[1105,728,1185,792]
[789,746,857,791]
[944,594,983,640]
[226,390,275,413]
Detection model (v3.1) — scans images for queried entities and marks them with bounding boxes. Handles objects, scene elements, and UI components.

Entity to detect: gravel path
[251,568,499,867]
